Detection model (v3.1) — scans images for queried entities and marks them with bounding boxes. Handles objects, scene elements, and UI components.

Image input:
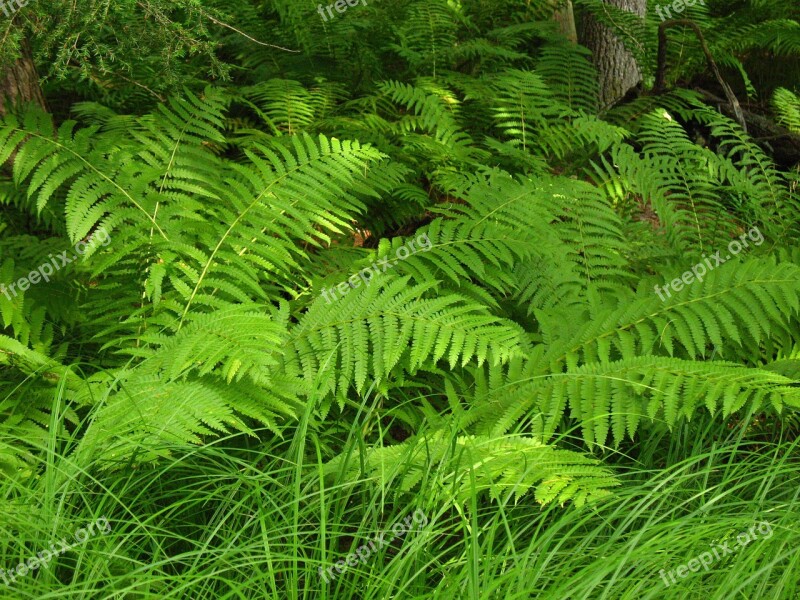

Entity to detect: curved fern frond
[544,257,800,367]
[133,305,286,383]
[72,373,297,471]
[325,427,620,507]
[168,133,402,329]
[285,277,524,398]
[474,355,800,447]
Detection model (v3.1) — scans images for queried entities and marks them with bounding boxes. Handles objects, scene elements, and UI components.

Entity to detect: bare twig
[202,12,300,53]
[113,71,166,102]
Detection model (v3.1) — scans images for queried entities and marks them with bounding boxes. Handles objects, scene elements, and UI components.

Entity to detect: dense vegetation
[1,0,799,597]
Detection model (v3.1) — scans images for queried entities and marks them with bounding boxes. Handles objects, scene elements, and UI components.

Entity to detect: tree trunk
[0,38,46,117]
[551,1,578,43]
[579,0,646,109]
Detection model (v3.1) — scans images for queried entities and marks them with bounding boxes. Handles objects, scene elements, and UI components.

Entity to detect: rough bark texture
[579,0,646,109]
[551,0,578,43]
[0,39,46,117]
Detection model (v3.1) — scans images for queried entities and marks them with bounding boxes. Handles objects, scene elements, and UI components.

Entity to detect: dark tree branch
[694,87,800,167]
[655,19,747,133]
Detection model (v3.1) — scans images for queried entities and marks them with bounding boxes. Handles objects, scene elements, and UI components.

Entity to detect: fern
[284,277,524,399]
[470,355,800,447]
[534,41,600,114]
[391,0,459,78]
[325,427,620,506]
[541,257,800,366]
[71,373,296,471]
[773,87,800,134]
[3,3,800,513]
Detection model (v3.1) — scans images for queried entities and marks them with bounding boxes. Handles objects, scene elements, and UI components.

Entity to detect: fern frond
[470,354,800,447]
[72,374,296,470]
[285,277,524,398]
[390,0,459,78]
[325,427,619,506]
[773,87,800,134]
[134,305,285,383]
[545,257,800,366]
[534,41,599,114]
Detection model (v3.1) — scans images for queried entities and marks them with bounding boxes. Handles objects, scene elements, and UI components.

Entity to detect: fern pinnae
[0,109,169,242]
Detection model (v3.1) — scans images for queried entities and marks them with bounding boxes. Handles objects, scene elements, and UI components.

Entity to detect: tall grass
[1,386,798,599]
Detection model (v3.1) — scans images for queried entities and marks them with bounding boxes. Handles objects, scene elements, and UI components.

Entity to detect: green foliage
[325,427,619,506]
[773,87,800,134]
[3,3,800,598]
[2,0,238,109]
[3,0,800,521]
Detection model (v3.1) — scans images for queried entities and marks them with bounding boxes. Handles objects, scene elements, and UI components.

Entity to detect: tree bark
[579,0,646,109]
[0,38,46,117]
[551,0,578,43]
